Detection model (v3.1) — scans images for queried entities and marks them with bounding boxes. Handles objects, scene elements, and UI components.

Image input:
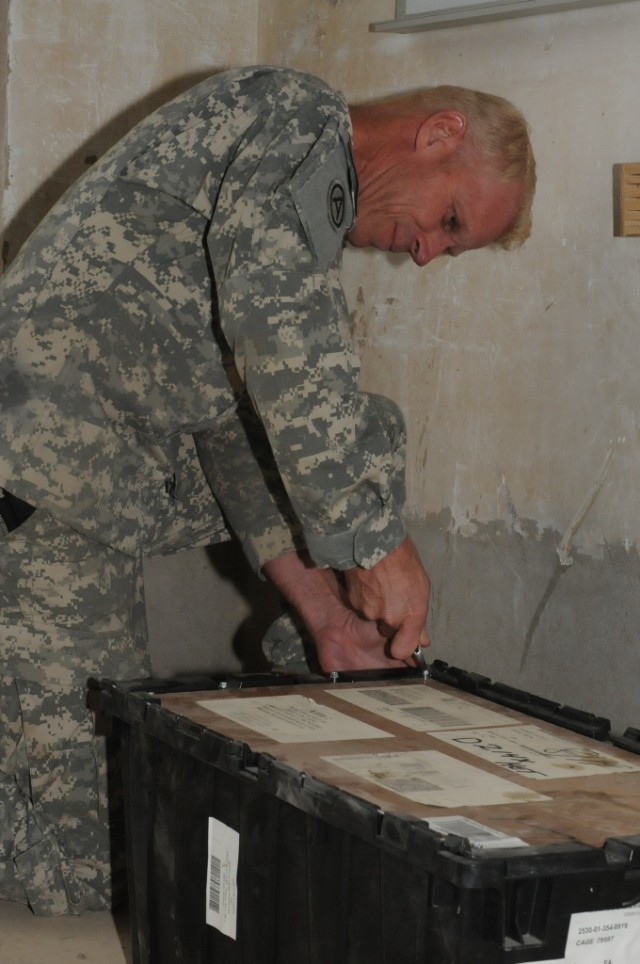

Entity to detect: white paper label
[564,907,640,963]
[322,749,549,808]
[206,818,239,940]
[523,907,640,963]
[198,694,391,743]
[330,684,516,732]
[425,815,528,850]
[432,725,640,780]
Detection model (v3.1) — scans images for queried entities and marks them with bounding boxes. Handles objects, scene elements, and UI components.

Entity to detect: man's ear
[416,110,467,159]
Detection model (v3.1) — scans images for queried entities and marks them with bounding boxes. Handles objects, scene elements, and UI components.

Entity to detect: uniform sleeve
[209,121,407,569]
[193,392,306,575]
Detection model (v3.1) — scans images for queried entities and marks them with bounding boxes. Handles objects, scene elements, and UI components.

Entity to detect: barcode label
[386,776,442,794]
[400,706,467,727]
[430,817,499,840]
[426,815,527,850]
[205,818,239,940]
[366,689,409,706]
[208,855,221,913]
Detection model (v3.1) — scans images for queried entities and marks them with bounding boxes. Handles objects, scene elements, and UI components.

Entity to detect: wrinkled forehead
[460,175,524,251]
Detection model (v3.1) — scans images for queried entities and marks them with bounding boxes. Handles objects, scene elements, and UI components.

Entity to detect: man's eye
[446,213,459,230]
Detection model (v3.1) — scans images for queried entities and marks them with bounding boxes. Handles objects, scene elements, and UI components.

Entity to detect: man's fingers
[377,619,430,666]
[388,618,429,661]
[343,537,432,659]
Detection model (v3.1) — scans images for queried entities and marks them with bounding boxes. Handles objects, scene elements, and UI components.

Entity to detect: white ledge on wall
[371,0,637,31]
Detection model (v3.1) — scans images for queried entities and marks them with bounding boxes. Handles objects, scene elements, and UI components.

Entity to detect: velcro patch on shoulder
[290,128,354,270]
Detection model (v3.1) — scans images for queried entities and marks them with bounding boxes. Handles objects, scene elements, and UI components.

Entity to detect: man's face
[347,156,523,267]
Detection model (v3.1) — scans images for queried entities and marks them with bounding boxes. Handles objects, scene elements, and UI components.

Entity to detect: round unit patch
[328,180,346,230]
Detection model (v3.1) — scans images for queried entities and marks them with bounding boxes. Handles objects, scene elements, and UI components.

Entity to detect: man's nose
[411,233,451,267]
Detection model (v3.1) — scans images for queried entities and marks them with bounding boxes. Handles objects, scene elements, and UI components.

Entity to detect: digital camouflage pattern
[0,510,148,913]
[0,66,406,569]
[0,672,126,915]
[0,67,408,912]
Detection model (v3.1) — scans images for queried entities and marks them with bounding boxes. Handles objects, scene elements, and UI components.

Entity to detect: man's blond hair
[362,85,536,249]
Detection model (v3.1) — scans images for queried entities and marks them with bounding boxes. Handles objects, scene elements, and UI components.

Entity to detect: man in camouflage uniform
[0,67,535,913]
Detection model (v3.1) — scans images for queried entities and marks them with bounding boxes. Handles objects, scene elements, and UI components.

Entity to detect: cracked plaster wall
[1,0,260,262]
[260,0,640,731]
[0,6,6,236]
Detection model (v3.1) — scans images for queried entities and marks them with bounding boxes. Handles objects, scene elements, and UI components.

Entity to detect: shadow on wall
[144,541,283,679]
[206,540,283,672]
[2,69,223,268]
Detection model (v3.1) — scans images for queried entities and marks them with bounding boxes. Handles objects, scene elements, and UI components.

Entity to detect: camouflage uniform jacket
[0,67,406,571]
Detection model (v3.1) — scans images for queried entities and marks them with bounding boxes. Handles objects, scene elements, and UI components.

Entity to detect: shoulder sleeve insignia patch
[328,180,346,229]
[289,127,354,270]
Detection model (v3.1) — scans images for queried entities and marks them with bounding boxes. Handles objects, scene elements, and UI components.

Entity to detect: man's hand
[305,574,407,671]
[344,536,431,661]
[263,550,408,671]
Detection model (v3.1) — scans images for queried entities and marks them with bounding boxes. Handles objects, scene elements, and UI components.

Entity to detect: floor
[0,900,133,963]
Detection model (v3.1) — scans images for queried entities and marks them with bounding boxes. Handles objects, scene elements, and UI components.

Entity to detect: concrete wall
[3,1,639,727]
[259,0,640,731]
[1,0,277,677]
[2,0,260,261]
[0,2,7,264]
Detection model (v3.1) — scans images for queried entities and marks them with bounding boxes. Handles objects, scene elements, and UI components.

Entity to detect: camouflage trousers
[262,610,318,675]
[0,509,149,915]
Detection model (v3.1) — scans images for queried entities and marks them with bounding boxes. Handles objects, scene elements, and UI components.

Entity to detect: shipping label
[425,814,527,850]
[198,694,392,743]
[329,684,516,732]
[431,725,640,780]
[206,818,239,940]
[321,748,550,808]
[524,906,640,963]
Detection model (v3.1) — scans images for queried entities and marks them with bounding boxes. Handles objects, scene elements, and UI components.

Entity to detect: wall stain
[520,561,564,670]
[349,285,368,345]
